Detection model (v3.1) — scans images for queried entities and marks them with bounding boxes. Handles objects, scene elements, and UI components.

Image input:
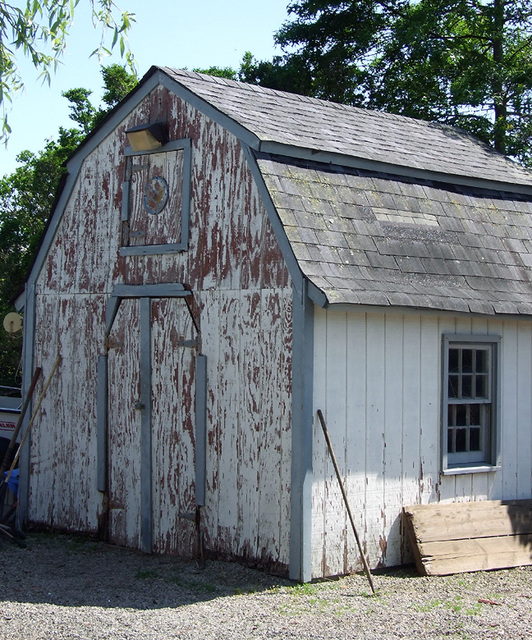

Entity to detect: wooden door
[107,297,197,555]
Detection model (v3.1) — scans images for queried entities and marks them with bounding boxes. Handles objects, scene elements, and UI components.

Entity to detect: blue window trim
[441,333,501,474]
[120,138,191,256]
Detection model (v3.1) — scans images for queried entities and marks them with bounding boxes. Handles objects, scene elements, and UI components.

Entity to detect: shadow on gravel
[0,533,298,610]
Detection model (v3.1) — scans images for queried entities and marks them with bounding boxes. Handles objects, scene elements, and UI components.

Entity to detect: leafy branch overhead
[0,0,136,140]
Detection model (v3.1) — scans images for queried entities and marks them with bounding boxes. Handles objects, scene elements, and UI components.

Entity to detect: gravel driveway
[0,532,531,639]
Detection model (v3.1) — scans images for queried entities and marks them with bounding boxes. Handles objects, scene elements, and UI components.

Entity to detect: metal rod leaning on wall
[3,356,62,485]
[0,367,42,478]
[316,409,376,595]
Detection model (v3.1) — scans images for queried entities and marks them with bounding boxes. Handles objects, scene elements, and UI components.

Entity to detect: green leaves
[0,63,137,384]
[0,0,136,141]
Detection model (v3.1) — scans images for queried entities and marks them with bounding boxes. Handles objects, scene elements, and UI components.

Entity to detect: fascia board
[242,144,305,299]
[158,72,261,150]
[258,141,532,197]
[322,301,532,321]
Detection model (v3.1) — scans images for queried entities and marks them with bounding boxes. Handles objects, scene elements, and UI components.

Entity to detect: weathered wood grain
[404,500,532,575]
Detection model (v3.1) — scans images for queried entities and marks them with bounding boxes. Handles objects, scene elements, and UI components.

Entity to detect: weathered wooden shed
[19,68,532,581]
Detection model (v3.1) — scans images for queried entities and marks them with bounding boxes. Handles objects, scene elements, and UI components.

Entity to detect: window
[442,335,500,471]
[120,139,191,256]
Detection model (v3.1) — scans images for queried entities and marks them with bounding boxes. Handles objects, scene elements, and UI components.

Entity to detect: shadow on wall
[505,500,532,558]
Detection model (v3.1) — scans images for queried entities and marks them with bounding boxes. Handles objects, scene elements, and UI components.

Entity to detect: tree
[0,0,135,139]
[255,0,532,166]
[368,0,532,162]
[0,64,137,385]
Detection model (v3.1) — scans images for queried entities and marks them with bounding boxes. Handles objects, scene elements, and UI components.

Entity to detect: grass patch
[135,569,159,580]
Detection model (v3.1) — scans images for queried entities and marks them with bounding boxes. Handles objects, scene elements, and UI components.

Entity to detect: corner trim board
[289,283,314,582]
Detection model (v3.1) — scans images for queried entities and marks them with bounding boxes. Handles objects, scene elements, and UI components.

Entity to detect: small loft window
[120,139,191,256]
[442,335,500,471]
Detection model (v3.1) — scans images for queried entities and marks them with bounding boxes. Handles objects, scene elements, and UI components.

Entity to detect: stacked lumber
[403,500,532,576]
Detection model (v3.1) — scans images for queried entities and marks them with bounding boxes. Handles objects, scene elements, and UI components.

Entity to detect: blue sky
[1,0,292,175]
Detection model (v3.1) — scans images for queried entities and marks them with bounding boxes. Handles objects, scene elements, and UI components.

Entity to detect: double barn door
[105,296,199,555]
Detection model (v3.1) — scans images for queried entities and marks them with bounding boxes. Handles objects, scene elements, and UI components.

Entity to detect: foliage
[249,0,532,165]
[192,65,239,80]
[0,64,137,385]
[0,0,136,140]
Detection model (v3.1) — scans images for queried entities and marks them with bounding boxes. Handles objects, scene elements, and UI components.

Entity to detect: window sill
[442,464,501,476]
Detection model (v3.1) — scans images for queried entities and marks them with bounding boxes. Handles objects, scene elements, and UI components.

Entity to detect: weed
[170,575,218,594]
[135,569,159,580]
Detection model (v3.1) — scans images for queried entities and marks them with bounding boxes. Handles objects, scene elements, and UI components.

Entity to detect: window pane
[462,374,472,398]
[462,349,473,373]
[456,404,467,426]
[456,428,467,452]
[448,429,453,453]
[448,375,459,398]
[469,404,480,425]
[475,374,488,398]
[476,349,488,373]
[449,348,459,372]
[470,427,481,451]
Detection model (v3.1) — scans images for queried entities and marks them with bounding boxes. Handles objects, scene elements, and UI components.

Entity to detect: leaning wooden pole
[0,367,42,478]
[4,356,62,485]
[317,409,376,595]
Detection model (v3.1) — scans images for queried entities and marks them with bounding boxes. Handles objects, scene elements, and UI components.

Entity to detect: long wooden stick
[0,367,42,477]
[317,409,376,594]
[4,356,62,485]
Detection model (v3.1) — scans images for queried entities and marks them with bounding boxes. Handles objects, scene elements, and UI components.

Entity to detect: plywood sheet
[404,500,532,576]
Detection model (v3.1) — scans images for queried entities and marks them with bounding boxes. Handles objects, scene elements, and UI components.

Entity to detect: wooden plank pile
[403,500,532,576]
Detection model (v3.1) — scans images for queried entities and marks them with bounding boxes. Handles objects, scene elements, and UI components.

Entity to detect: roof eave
[258,141,532,197]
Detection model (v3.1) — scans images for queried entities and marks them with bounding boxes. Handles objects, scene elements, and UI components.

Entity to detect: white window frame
[441,334,501,474]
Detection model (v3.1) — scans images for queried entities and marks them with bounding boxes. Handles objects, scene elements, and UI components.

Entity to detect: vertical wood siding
[29,84,293,570]
[107,299,142,548]
[311,308,532,578]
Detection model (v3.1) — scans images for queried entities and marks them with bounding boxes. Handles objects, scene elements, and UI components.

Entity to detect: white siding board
[311,307,328,576]
[516,321,532,499]
[418,315,439,504]
[199,287,293,566]
[364,312,386,567]
[324,311,348,574]
[213,293,241,538]
[383,314,404,564]
[28,294,105,531]
[345,312,368,572]
[501,320,518,499]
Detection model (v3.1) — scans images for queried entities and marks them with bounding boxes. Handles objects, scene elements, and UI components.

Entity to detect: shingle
[254,133,532,316]
[163,67,532,188]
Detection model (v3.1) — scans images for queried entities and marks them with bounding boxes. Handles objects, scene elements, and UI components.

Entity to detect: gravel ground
[0,532,531,639]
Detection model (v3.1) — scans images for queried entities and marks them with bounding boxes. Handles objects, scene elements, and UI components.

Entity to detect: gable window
[442,335,500,472]
[120,138,191,256]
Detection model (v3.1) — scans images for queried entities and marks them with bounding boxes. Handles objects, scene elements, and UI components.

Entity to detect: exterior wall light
[126,122,169,152]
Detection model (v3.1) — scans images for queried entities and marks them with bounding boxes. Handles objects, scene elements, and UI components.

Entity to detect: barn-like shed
[19,68,532,581]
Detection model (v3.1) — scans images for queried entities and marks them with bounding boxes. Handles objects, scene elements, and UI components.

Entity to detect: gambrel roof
[108,68,532,315]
